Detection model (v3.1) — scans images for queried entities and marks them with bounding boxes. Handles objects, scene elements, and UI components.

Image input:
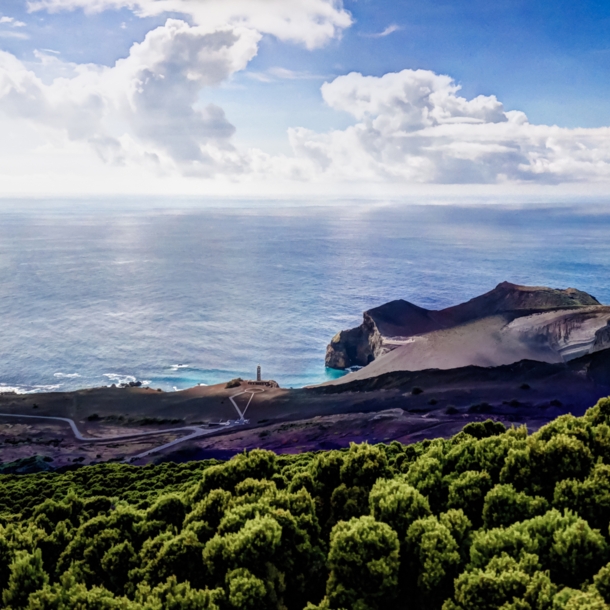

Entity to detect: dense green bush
[0,397,610,608]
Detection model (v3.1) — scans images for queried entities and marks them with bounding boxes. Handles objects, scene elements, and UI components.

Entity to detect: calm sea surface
[1,200,609,392]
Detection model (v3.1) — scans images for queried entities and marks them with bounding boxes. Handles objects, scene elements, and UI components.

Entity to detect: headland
[1,281,609,471]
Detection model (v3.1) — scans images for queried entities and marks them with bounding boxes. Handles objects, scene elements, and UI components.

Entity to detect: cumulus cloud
[287,69,610,184]
[1,25,610,190]
[27,0,353,49]
[0,19,260,175]
[0,16,27,27]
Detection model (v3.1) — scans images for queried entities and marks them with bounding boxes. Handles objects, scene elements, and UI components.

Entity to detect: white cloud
[246,67,328,82]
[287,69,610,184]
[320,71,507,128]
[0,16,27,27]
[0,19,260,175]
[1,30,610,193]
[267,67,326,80]
[245,71,273,83]
[0,31,30,39]
[27,0,353,49]
[362,24,401,38]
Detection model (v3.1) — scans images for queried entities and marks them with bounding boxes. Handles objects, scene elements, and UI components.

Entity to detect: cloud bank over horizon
[0,0,609,195]
[289,70,610,185]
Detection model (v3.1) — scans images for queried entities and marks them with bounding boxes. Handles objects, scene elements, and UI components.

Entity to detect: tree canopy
[0,397,610,609]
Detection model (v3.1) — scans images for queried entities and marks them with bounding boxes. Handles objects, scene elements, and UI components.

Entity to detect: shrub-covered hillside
[1,399,610,609]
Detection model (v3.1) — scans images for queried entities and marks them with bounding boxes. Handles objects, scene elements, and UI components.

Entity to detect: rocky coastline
[326,281,608,376]
[1,281,610,469]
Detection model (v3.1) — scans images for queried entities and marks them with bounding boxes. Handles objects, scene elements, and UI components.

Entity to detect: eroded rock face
[325,299,445,369]
[325,312,382,369]
[593,322,610,353]
[506,307,610,361]
[325,282,602,370]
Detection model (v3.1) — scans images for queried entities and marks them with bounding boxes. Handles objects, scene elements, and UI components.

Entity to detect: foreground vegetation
[1,400,610,609]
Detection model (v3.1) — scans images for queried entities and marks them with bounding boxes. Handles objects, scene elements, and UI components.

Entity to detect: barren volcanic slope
[1,281,610,470]
[325,282,610,384]
[1,346,610,468]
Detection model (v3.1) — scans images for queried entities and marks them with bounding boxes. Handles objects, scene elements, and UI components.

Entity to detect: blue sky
[0,0,609,196]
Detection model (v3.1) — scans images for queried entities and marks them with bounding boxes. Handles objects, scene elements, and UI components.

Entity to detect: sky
[0,0,609,197]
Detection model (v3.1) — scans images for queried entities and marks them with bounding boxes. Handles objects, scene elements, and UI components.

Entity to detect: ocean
[1,200,609,393]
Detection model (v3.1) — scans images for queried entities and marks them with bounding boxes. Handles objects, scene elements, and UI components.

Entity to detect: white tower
[257,365,261,382]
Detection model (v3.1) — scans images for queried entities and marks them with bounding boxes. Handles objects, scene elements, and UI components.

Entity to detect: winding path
[0,413,208,442]
[0,385,266,462]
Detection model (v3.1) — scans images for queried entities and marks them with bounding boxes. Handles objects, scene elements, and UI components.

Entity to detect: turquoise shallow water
[1,200,609,393]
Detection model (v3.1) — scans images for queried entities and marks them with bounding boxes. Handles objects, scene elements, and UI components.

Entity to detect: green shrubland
[1,398,610,609]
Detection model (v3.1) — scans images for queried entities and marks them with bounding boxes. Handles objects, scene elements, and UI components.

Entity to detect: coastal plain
[2,281,610,470]
[1,349,609,469]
